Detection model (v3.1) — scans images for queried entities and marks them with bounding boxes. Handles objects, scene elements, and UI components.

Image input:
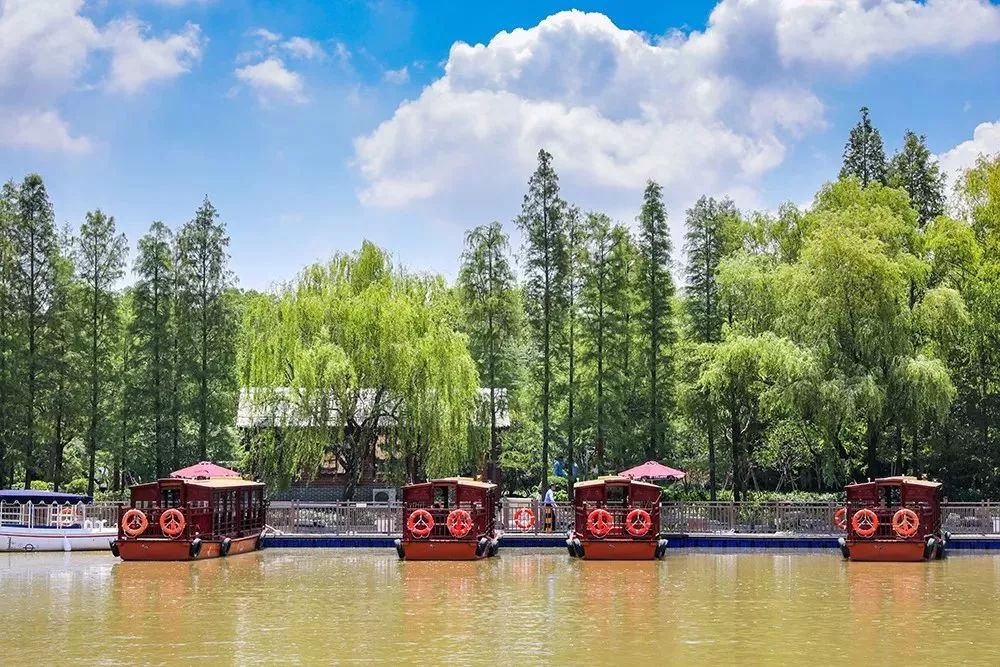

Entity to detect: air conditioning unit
[372,488,396,503]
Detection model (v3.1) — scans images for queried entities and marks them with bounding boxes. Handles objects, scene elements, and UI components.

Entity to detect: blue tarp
[0,490,92,504]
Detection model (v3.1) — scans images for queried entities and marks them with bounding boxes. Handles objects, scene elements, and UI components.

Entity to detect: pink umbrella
[619,460,686,481]
[170,461,241,480]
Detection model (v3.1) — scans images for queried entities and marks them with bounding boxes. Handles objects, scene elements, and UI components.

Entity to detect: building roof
[0,490,92,504]
[185,478,264,489]
[236,387,510,429]
[847,476,942,489]
[431,477,497,489]
[170,461,241,479]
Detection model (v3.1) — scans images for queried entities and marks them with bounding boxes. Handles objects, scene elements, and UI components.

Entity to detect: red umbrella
[619,460,686,481]
[170,461,241,480]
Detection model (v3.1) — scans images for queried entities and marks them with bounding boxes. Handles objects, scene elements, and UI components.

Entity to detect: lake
[3,549,997,664]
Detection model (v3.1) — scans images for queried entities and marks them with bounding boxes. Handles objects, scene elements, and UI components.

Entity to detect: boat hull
[115,534,261,561]
[847,540,929,562]
[579,539,658,560]
[400,537,496,561]
[0,527,118,552]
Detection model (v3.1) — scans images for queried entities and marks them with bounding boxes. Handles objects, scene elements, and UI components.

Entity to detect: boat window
[432,486,455,509]
[606,485,626,506]
[880,486,901,507]
[161,488,181,508]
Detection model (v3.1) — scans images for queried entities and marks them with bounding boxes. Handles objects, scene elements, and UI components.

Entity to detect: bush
[64,478,89,495]
[29,480,53,491]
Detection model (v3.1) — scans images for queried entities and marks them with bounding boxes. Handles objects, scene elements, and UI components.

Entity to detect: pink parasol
[170,461,241,480]
[619,460,686,481]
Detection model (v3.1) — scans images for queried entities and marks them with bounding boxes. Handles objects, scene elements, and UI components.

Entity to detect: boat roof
[0,490,92,504]
[574,476,661,491]
[183,478,264,489]
[411,477,496,490]
[847,476,942,489]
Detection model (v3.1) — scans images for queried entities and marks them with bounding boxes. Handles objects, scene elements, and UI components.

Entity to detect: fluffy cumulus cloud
[235,57,307,104]
[0,0,204,153]
[937,120,1000,181]
[355,1,1000,221]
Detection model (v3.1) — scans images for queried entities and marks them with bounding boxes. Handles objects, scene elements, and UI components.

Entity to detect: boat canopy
[0,490,93,504]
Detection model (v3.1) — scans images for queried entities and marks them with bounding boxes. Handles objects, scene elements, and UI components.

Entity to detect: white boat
[0,490,118,552]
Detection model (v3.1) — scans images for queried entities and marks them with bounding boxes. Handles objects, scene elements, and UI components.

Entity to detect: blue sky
[2,0,1000,290]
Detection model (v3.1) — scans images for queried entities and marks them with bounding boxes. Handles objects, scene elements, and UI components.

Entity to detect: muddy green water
[3,549,999,665]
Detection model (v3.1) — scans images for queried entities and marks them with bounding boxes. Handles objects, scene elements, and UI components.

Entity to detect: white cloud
[282,36,324,60]
[937,120,1000,181]
[0,0,204,153]
[383,66,409,84]
[251,27,281,43]
[235,57,307,104]
[0,107,92,154]
[354,3,1000,223]
[104,19,204,93]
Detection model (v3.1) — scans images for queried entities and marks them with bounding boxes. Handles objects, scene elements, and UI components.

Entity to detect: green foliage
[888,130,945,227]
[239,242,480,496]
[840,106,887,188]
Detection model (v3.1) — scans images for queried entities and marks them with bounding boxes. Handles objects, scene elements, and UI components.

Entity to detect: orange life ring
[625,509,652,537]
[121,509,149,537]
[159,509,186,539]
[446,509,474,538]
[587,509,614,538]
[513,507,536,530]
[851,508,879,538]
[891,508,920,538]
[407,509,434,538]
[834,507,847,530]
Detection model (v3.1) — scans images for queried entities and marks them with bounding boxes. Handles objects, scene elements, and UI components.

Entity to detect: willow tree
[240,242,479,497]
[459,222,519,485]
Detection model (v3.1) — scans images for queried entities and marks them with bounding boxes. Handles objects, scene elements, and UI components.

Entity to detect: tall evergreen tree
[459,221,519,487]
[563,205,584,495]
[132,222,174,477]
[840,106,888,188]
[0,182,16,485]
[889,130,946,228]
[580,212,614,473]
[637,180,677,460]
[516,149,568,491]
[75,210,127,494]
[683,196,737,498]
[177,198,237,463]
[11,174,57,486]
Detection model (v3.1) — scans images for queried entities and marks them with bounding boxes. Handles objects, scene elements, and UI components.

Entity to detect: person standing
[544,483,558,532]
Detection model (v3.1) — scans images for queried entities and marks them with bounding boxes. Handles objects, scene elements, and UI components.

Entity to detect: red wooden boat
[112,477,267,561]
[836,476,947,562]
[568,476,668,560]
[395,478,500,561]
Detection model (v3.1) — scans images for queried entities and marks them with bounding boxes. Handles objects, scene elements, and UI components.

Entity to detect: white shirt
[544,489,556,505]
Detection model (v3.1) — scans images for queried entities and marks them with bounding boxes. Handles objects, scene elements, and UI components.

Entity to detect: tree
[888,130,945,228]
[637,180,677,460]
[580,212,614,472]
[11,174,57,486]
[240,242,480,496]
[841,106,888,188]
[683,196,738,498]
[563,205,585,494]
[132,222,174,477]
[75,210,127,494]
[516,149,568,491]
[177,198,237,463]
[0,182,17,485]
[459,221,519,487]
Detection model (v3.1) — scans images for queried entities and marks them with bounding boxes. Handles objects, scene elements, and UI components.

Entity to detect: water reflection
[3,550,1000,664]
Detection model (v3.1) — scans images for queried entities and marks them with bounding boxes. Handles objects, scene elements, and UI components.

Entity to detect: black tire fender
[487,538,499,557]
[655,539,669,560]
[110,540,120,558]
[189,537,203,559]
[220,537,232,557]
[394,538,405,560]
[838,537,850,559]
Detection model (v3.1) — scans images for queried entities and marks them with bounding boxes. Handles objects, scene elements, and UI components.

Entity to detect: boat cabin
[570,476,668,560]
[840,476,944,561]
[115,477,267,561]
[397,477,499,560]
